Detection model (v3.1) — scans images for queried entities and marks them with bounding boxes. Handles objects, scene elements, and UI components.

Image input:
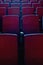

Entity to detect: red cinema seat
[30,0,38,3]
[24,33,43,65]
[0,7,6,16]
[22,7,34,15]
[8,7,20,15]
[0,3,9,8]
[2,15,19,33]
[23,15,40,33]
[22,3,32,7]
[11,3,20,7]
[40,1,43,7]
[37,7,43,18]
[21,0,29,3]
[32,3,41,8]
[0,34,18,65]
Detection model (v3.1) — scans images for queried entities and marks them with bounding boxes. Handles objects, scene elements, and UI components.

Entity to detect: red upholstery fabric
[0,7,6,16]
[0,34,18,65]
[40,1,43,7]
[30,0,38,3]
[2,15,19,33]
[8,7,20,15]
[22,7,34,15]
[21,0,29,2]
[24,34,43,65]
[32,3,41,8]
[22,3,31,7]
[0,3,9,8]
[23,15,40,33]
[37,7,43,18]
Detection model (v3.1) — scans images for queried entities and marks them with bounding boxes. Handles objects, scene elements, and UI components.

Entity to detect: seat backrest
[24,33,43,65]
[37,7,43,18]
[2,15,19,33]
[8,7,20,15]
[21,0,29,3]
[40,1,43,7]
[22,7,35,15]
[32,3,41,8]
[0,7,6,16]
[23,15,40,33]
[22,3,32,7]
[0,3,9,8]
[0,34,18,65]
[30,0,38,3]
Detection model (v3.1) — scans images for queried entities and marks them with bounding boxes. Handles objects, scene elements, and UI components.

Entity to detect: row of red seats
[0,33,43,65]
[0,1,43,34]
[0,2,43,6]
[0,15,40,34]
[0,7,43,16]
[0,7,43,33]
[0,0,42,3]
[0,7,20,15]
[22,7,43,18]
[0,2,43,8]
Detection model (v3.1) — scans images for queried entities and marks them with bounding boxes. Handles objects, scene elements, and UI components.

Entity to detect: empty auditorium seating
[0,3,9,8]
[32,3,41,8]
[37,7,43,18]
[22,7,35,15]
[0,7,6,16]
[8,7,20,15]
[0,0,43,65]
[0,34,18,65]
[2,15,19,33]
[24,33,43,65]
[22,3,32,7]
[11,3,20,7]
[23,15,40,33]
